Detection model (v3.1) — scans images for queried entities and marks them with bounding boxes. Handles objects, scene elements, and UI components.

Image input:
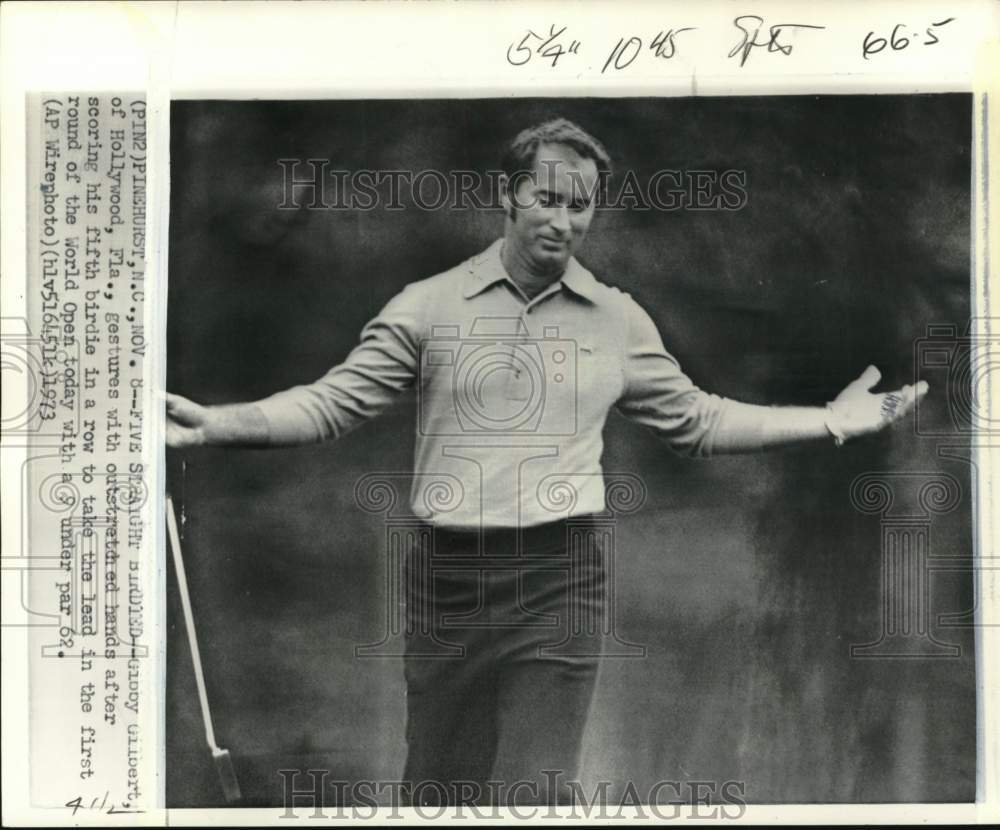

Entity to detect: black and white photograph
[5,0,1000,825]
[164,95,978,812]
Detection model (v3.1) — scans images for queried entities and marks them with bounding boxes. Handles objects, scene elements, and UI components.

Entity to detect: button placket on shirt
[504,282,561,402]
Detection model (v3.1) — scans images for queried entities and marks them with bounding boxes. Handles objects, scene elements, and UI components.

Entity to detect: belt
[419,514,601,558]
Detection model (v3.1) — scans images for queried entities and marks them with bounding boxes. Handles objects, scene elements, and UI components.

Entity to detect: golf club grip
[166,494,219,751]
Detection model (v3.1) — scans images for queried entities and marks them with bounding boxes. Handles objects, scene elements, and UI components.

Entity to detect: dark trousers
[401,516,608,806]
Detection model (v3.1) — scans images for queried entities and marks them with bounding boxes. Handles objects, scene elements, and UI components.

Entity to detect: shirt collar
[461,238,599,304]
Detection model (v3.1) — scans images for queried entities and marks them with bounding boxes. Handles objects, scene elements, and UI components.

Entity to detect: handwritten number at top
[506,25,581,68]
[601,29,696,73]
[506,16,958,71]
[862,18,956,59]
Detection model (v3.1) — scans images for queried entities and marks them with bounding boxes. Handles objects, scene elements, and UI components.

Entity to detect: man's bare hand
[165,392,211,448]
[826,365,929,444]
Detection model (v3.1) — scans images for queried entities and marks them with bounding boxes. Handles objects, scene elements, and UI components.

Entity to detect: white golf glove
[825,365,928,446]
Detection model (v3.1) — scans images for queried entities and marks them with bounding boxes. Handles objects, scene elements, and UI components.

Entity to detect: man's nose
[549,205,571,233]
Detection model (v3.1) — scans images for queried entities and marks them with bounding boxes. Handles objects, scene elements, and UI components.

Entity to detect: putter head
[212,747,242,803]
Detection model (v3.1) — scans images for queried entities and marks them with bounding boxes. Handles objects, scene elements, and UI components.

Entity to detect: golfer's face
[507,142,599,275]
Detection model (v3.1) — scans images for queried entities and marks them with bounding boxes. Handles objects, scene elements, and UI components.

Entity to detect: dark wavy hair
[500,118,612,200]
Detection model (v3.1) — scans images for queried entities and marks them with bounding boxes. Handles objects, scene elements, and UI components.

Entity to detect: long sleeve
[614,297,731,456]
[255,283,425,443]
[615,297,830,455]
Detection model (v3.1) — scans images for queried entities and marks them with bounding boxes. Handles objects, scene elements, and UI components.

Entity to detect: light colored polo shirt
[258,238,734,528]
